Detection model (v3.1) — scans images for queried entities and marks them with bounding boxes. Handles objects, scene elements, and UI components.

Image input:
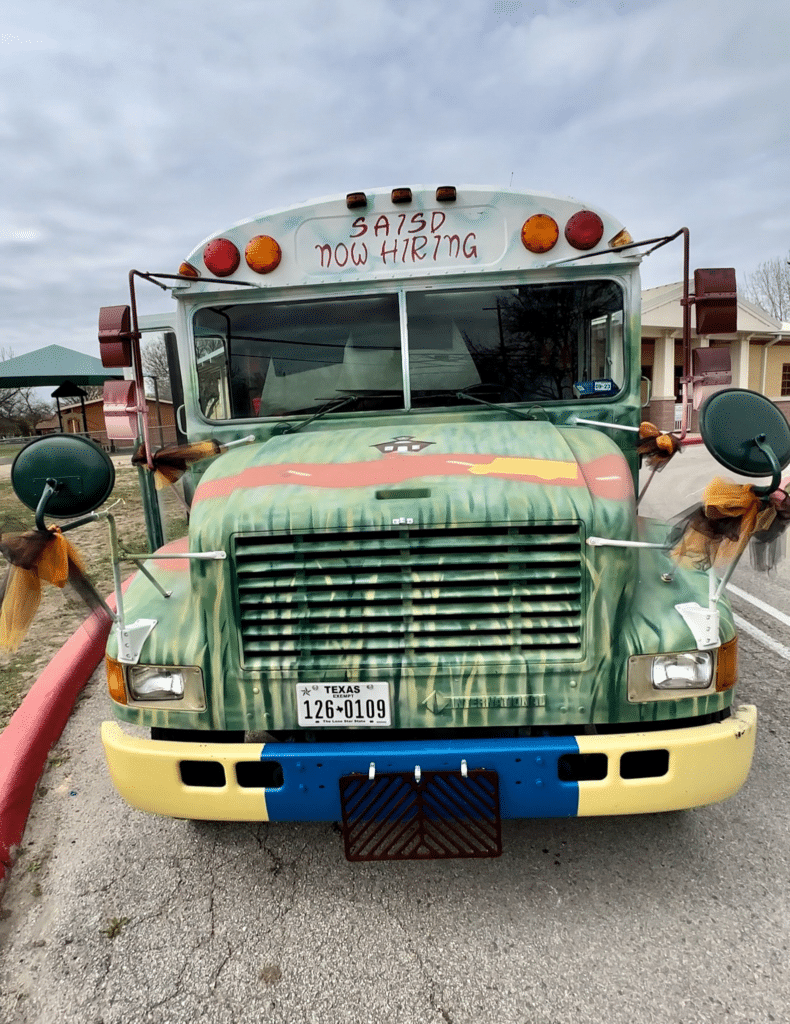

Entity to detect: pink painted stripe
[195,452,580,500]
[194,452,633,502]
[150,535,190,573]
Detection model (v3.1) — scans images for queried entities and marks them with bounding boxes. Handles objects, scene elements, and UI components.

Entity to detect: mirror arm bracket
[752,434,782,496]
[35,478,62,532]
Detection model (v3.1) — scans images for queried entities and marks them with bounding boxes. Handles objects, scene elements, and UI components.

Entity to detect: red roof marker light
[203,238,240,277]
[564,211,604,251]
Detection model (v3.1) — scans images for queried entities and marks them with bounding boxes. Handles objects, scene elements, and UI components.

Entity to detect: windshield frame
[186,272,631,424]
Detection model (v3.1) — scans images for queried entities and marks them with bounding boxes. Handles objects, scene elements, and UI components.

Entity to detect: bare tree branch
[744,254,790,322]
[0,348,54,435]
[142,334,173,399]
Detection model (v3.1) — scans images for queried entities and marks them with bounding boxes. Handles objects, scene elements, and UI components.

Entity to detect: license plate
[296,682,391,727]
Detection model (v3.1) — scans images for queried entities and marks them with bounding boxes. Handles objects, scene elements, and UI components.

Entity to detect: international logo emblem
[372,436,434,454]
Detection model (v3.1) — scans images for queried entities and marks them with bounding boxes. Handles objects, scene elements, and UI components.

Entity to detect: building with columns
[640,283,790,431]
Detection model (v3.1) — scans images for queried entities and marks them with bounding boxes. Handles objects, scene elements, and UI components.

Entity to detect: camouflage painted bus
[95,185,756,859]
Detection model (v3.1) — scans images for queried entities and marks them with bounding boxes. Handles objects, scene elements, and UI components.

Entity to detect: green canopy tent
[0,344,122,388]
[0,344,123,435]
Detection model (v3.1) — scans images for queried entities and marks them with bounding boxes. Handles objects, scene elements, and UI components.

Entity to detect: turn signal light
[565,210,604,250]
[245,235,282,274]
[106,655,127,705]
[203,238,240,277]
[715,635,738,692]
[521,214,559,254]
[608,229,633,249]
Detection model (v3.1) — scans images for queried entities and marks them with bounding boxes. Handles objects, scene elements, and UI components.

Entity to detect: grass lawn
[0,445,28,460]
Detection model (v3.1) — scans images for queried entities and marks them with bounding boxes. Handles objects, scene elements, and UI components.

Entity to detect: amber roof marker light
[608,229,633,249]
[391,188,412,204]
[346,192,368,209]
[177,262,200,279]
[245,235,282,274]
[521,214,560,254]
[435,186,457,202]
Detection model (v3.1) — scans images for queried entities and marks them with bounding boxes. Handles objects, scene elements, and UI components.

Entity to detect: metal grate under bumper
[339,768,502,861]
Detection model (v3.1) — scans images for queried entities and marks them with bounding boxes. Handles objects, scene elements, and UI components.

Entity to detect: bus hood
[190,420,636,545]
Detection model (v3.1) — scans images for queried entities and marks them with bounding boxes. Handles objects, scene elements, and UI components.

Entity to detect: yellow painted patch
[575,704,756,815]
[467,457,579,481]
[101,721,269,821]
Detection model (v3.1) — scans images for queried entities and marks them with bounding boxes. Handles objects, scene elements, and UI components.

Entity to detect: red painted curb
[0,603,115,885]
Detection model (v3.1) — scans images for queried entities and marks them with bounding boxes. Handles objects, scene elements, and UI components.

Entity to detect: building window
[782,364,790,397]
[674,365,684,401]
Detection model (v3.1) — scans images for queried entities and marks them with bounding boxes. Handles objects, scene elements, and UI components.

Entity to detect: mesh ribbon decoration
[132,440,224,490]
[637,421,682,469]
[670,477,786,573]
[0,528,96,653]
[750,487,790,571]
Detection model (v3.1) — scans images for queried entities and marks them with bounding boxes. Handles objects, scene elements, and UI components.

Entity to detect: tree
[141,334,173,400]
[0,348,53,436]
[744,254,790,322]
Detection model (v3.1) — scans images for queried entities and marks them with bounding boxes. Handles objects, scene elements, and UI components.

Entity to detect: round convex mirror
[699,388,790,480]
[11,434,115,518]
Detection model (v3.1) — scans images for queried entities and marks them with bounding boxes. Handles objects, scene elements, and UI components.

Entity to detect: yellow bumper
[575,704,757,815]
[102,705,757,822]
[101,721,271,821]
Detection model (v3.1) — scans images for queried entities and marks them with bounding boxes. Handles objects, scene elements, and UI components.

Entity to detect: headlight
[628,649,717,702]
[128,666,185,700]
[651,652,714,690]
[125,665,206,709]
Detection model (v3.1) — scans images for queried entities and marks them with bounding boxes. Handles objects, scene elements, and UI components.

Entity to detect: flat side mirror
[103,379,140,440]
[99,305,134,368]
[694,269,737,335]
[691,346,732,410]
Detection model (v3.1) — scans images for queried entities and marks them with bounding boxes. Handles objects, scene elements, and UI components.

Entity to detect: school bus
[84,185,759,859]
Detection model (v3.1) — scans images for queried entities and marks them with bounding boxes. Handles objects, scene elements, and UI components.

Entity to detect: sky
[1,0,789,363]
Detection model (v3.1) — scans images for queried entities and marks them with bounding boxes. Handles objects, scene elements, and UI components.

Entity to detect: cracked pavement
[2,652,789,1024]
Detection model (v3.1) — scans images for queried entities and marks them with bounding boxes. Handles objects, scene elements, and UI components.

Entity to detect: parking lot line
[733,613,790,662]
[727,583,790,631]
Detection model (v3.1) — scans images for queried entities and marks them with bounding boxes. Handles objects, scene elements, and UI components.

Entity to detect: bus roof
[179,185,633,292]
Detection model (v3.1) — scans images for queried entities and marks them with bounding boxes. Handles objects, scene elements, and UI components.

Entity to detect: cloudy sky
[2,0,789,362]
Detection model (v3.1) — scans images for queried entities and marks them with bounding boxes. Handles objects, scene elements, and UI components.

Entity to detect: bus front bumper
[101,705,756,822]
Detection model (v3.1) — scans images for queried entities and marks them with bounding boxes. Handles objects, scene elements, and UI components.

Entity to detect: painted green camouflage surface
[109,418,734,733]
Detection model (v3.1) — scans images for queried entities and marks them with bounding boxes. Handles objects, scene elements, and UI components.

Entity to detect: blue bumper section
[261,736,580,821]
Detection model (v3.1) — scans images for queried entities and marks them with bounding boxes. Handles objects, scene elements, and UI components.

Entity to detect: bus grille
[233,525,584,666]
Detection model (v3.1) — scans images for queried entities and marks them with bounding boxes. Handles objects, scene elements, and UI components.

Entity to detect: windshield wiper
[275,385,538,435]
[273,395,357,435]
[452,385,539,421]
[273,391,402,435]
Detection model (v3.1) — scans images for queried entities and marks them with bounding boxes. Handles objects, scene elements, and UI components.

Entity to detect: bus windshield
[192,280,624,419]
